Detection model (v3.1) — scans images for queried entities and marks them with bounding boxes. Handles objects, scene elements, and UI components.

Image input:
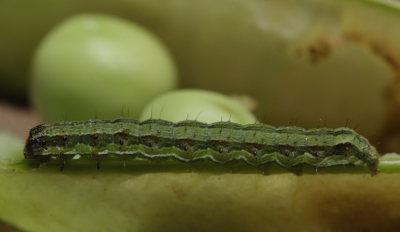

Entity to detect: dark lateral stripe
[24,118,379,174]
[27,134,350,157]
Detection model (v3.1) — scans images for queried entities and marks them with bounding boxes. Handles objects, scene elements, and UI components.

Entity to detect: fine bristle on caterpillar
[24,119,379,174]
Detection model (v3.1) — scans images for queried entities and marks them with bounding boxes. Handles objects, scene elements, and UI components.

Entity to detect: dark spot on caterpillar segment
[24,118,380,174]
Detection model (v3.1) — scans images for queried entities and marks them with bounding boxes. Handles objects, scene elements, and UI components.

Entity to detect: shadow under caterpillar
[24,119,379,175]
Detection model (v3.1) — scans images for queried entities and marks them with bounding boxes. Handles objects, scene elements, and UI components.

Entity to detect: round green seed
[139,89,257,124]
[31,13,177,122]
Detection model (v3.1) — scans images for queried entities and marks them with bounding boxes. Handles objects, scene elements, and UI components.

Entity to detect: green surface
[0,132,25,167]
[1,131,400,231]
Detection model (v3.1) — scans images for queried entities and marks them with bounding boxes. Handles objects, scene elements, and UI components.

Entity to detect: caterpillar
[24,118,379,174]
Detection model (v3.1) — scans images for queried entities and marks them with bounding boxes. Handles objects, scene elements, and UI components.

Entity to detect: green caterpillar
[24,119,379,174]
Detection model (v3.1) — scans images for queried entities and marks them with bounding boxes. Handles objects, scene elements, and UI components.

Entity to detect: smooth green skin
[139,89,256,124]
[31,13,177,122]
[1,0,400,139]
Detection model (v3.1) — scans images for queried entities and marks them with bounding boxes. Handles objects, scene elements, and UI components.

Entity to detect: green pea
[139,89,256,124]
[31,13,177,122]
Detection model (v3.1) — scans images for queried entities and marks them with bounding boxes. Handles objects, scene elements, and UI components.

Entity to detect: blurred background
[1,0,400,153]
[2,1,400,232]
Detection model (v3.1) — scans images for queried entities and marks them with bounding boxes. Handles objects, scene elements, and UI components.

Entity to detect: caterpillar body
[24,119,379,174]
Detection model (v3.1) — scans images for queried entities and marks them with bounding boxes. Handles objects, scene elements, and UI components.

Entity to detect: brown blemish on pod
[308,39,332,63]
[297,175,400,232]
[171,187,188,201]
